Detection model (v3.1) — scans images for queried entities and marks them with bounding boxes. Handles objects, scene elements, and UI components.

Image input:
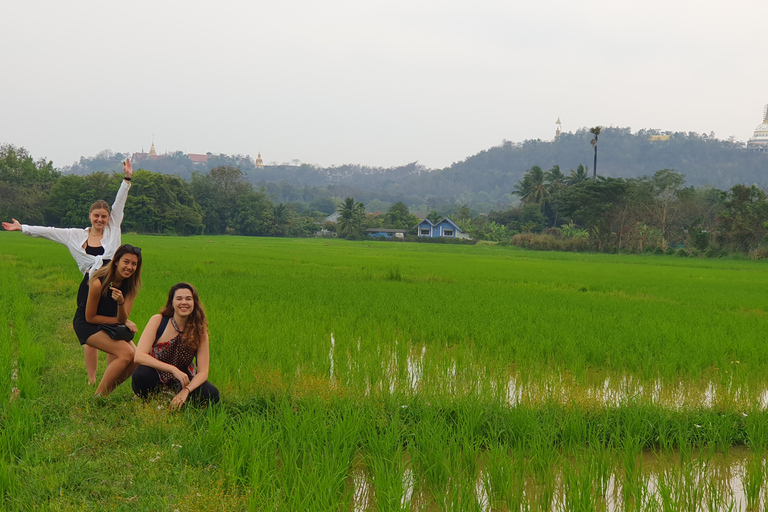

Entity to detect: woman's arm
[186,331,210,392]
[115,291,134,324]
[6,219,80,246]
[135,315,191,385]
[84,279,133,325]
[170,330,210,410]
[109,159,133,229]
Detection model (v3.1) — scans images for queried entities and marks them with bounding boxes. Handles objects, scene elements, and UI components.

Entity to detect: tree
[336,197,366,237]
[0,144,60,225]
[717,185,768,253]
[567,164,589,185]
[589,127,602,180]
[383,201,418,228]
[189,166,253,234]
[514,166,550,207]
[232,190,274,236]
[554,177,631,249]
[545,165,566,195]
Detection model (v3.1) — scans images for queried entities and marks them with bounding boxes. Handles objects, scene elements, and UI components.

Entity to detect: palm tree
[336,197,365,237]
[590,126,602,180]
[567,164,589,185]
[514,166,550,207]
[545,165,566,195]
[545,165,566,225]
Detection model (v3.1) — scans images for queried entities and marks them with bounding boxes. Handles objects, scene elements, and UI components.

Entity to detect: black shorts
[73,314,104,345]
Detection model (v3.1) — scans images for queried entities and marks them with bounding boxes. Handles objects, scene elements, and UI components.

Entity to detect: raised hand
[2,218,22,231]
[123,158,133,179]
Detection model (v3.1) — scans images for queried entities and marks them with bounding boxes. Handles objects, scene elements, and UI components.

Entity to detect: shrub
[748,247,768,260]
[509,233,594,252]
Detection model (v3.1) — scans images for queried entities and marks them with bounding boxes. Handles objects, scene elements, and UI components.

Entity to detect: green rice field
[1,233,768,510]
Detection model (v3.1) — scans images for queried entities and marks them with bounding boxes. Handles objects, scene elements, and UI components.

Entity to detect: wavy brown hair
[160,282,207,351]
[89,244,143,299]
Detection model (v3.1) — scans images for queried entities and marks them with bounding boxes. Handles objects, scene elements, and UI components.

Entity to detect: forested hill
[446,127,768,189]
[62,127,768,208]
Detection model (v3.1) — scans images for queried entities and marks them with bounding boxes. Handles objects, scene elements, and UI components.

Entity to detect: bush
[509,233,594,252]
[749,247,768,260]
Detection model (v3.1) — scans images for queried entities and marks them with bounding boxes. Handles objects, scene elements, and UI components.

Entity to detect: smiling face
[89,208,110,230]
[173,288,195,317]
[116,253,139,280]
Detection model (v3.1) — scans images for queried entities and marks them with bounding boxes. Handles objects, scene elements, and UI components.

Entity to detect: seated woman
[73,243,143,397]
[133,283,219,409]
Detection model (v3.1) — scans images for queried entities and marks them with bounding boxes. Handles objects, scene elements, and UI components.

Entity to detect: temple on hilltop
[148,135,158,156]
[555,117,562,140]
[748,104,768,151]
[132,135,162,162]
[255,152,264,167]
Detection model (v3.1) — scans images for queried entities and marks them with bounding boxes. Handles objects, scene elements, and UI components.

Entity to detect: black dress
[72,276,126,345]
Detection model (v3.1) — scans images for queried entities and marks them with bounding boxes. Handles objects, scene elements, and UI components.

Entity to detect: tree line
[5,143,768,256]
[0,145,420,239]
[495,164,768,257]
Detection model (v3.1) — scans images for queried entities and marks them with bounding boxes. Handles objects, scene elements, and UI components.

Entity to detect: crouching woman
[73,243,142,397]
[133,283,219,409]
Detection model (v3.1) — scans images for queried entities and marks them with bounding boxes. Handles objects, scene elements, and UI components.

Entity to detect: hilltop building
[189,154,209,164]
[148,135,158,157]
[748,104,768,151]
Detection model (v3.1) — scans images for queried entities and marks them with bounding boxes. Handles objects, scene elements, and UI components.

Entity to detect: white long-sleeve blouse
[21,179,131,276]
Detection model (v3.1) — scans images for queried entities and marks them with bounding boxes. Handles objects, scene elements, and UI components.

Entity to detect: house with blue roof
[414,218,469,239]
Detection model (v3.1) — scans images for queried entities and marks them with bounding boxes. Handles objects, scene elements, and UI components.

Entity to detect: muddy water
[350,447,766,511]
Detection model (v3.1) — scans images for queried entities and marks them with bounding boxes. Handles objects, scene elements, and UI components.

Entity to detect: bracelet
[117,301,125,306]
[124,177,131,181]
[184,386,192,394]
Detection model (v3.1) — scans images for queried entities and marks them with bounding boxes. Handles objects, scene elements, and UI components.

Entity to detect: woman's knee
[194,382,220,405]
[131,365,160,397]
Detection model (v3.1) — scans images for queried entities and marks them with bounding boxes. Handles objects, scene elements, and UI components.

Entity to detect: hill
[60,128,768,209]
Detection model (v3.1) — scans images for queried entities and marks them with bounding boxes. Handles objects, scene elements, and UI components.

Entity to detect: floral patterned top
[151,316,197,387]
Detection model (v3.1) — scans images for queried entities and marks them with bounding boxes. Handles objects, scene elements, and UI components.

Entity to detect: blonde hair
[90,200,110,214]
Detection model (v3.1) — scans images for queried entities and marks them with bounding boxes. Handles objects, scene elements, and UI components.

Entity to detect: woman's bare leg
[84,345,99,384]
[86,332,137,396]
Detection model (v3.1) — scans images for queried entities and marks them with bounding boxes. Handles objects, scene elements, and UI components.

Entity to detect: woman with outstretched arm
[2,159,133,383]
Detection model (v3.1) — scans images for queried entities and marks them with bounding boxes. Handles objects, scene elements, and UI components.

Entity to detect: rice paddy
[1,234,768,510]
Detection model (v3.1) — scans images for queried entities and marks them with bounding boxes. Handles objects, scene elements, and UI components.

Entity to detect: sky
[2,0,767,170]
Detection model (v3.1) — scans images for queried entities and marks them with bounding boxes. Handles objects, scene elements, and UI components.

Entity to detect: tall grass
[3,234,768,509]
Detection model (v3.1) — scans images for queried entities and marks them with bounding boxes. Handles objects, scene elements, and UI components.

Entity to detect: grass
[1,234,768,510]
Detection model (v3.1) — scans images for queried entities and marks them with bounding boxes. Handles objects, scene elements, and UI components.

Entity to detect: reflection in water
[349,448,763,511]
[328,335,767,409]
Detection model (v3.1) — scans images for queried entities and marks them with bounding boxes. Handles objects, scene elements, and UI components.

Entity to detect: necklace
[171,317,184,333]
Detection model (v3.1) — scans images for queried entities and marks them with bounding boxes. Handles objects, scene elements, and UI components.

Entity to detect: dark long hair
[89,244,143,299]
[160,282,207,351]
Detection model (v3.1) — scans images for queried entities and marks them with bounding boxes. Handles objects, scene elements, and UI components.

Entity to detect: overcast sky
[2,0,767,170]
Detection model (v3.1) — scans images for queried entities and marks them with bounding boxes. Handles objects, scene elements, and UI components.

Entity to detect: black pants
[131,365,220,405]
